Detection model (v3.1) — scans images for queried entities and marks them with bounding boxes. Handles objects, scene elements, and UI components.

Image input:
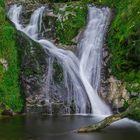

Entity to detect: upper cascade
[8,4,112,115]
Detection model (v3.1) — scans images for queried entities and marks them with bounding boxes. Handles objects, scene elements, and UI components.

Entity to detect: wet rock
[42,9,57,40]
[0,58,8,71]
[107,76,129,109]
[100,45,129,110]
[51,103,66,115]
[100,45,110,98]
[130,92,140,98]
[70,100,77,114]
[1,109,15,116]
[7,0,49,5]
[16,31,49,113]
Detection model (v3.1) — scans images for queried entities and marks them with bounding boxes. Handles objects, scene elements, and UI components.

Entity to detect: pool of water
[0,115,140,140]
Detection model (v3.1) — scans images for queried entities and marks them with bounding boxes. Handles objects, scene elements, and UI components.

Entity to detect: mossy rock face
[0,102,14,116]
[42,12,57,40]
[16,31,49,111]
[126,99,140,122]
[7,0,50,5]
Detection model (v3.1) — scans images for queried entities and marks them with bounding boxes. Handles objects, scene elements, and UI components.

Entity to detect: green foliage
[123,99,129,110]
[128,99,140,121]
[0,7,5,25]
[0,102,11,114]
[0,0,4,7]
[49,0,77,3]
[0,1,24,112]
[54,2,87,45]
[129,108,140,122]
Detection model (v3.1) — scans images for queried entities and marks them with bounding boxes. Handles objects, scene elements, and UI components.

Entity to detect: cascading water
[8,4,111,115]
[78,6,111,115]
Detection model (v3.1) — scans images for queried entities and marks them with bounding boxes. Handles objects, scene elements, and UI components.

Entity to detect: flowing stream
[8,4,111,115]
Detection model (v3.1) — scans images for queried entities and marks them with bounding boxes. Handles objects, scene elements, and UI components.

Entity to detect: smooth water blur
[78,6,111,115]
[0,115,140,140]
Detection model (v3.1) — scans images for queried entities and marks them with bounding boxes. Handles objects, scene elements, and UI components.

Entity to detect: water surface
[0,115,140,140]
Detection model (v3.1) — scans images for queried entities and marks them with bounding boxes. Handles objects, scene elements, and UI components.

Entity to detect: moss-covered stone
[16,30,48,97]
[128,108,140,122]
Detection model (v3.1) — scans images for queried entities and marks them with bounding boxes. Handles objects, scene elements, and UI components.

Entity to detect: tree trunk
[78,99,140,133]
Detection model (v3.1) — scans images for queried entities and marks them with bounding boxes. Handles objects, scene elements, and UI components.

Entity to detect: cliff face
[5,0,139,115]
[16,31,49,113]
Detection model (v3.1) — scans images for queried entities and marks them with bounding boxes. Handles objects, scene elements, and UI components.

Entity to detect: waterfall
[78,6,111,115]
[8,4,111,115]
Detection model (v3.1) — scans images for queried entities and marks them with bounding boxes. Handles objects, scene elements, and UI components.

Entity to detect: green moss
[54,2,87,45]
[0,0,4,7]
[0,1,24,112]
[49,0,78,3]
[128,108,140,121]
[24,67,35,76]
[127,99,140,121]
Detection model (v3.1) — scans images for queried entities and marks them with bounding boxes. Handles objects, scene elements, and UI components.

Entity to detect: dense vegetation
[0,0,24,113]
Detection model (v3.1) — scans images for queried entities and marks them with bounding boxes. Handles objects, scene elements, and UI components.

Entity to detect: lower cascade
[8,4,112,115]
